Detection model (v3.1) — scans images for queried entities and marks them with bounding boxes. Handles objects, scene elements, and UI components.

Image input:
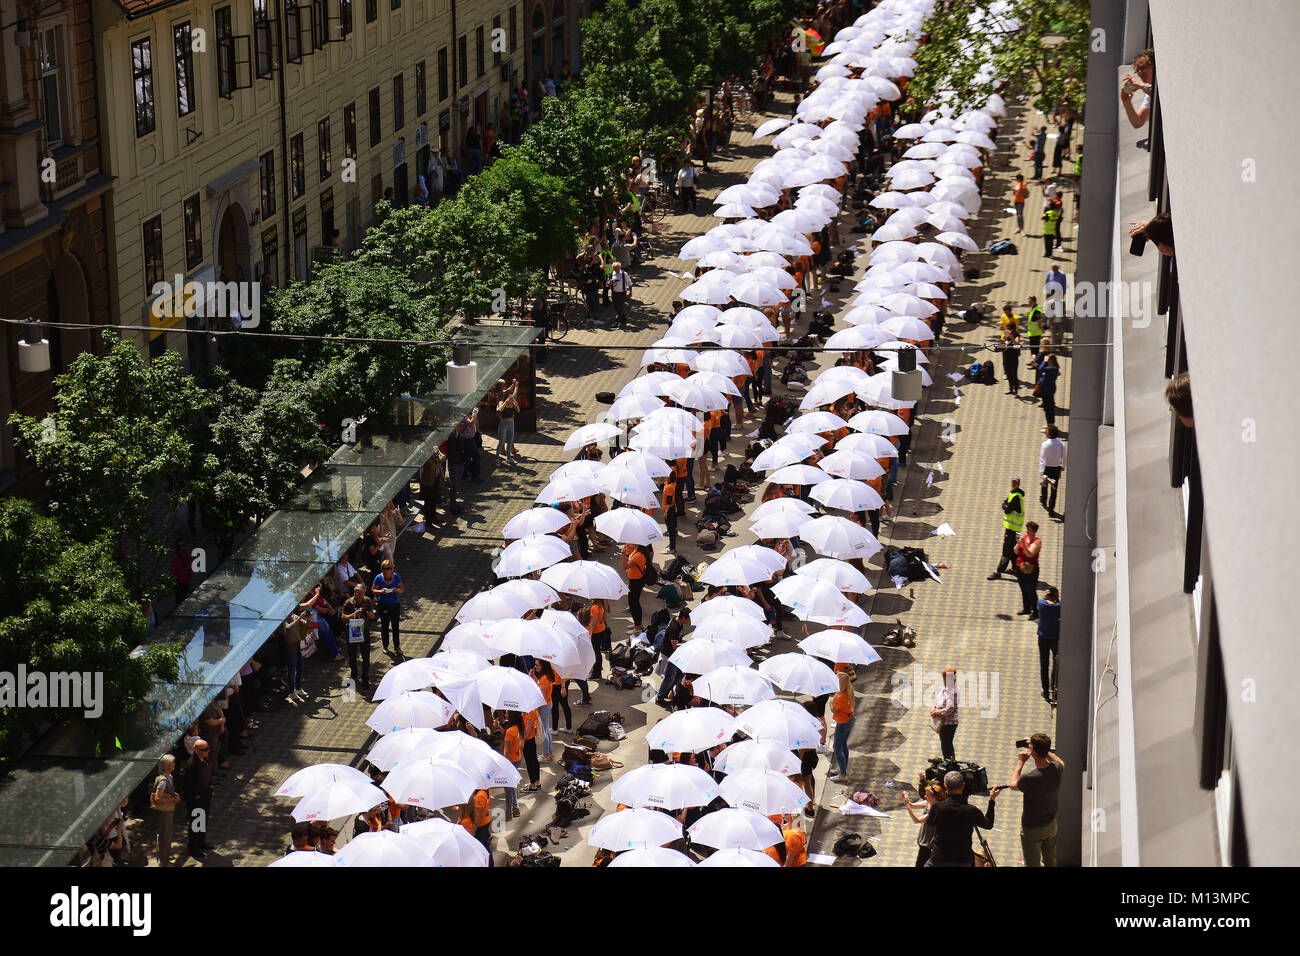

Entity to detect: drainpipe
[276,0,292,287]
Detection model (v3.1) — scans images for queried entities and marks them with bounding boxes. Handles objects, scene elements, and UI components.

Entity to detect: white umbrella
[794,557,873,594]
[482,618,565,659]
[370,657,439,701]
[493,578,561,610]
[699,552,778,587]
[681,271,737,304]
[684,370,743,397]
[771,207,830,234]
[405,730,522,789]
[716,183,780,206]
[753,116,793,138]
[604,393,666,422]
[870,190,916,209]
[399,817,491,867]
[646,707,737,753]
[749,510,813,540]
[834,434,901,462]
[735,699,824,750]
[291,780,388,823]
[610,763,722,809]
[675,303,724,323]
[608,449,673,477]
[936,231,978,252]
[885,168,934,190]
[956,129,996,149]
[881,315,937,341]
[381,756,478,810]
[884,206,933,229]
[891,123,930,140]
[594,508,663,545]
[697,848,780,867]
[440,620,495,658]
[810,477,886,512]
[628,430,696,461]
[713,202,757,219]
[728,543,788,575]
[688,807,785,849]
[641,347,700,369]
[749,497,817,524]
[754,228,813,257]
[753,440,814,473]
[609,847,696,868]
[788,411,848,434]
[276,763,375,799]
[269,850,342,868]
[691,615,772,650]
[335,830,436,867]
[798,377,859,409]
[690,595,766,623]
[540,560,629,600]
[759,653,840,696]
[871,239,922,262]
[436,666,546,728]
[772,575,862,621]
[496,534,572,577]
[664,378,730,412]
[902,141,946,160]
[455,588,532,624]
[817,449,886,481]
[695,350,752,377]
[847,408,910,436]
[841,305,892,327]
[596,466,662,508]
[669,637,752,674]
[766,464,832,487]
[871,222,916,242]
[798,514,883,560]
[728,274,789,307]
[720,769,810,815]
[366,726,443,772]
[773,122,826,147]
[563,422,621,451]
[713,740,802,777]
[502,507,572,539]
[798,629,881,666]
[366,691,456,735]
[536,473,600,504]
[693,665,776,707]
[588,808,684,851]
[712,323,765,350]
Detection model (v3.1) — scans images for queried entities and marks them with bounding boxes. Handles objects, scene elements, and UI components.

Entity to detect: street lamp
[17,318,51,373]
[891,345,922,403]
[447,341,477,394]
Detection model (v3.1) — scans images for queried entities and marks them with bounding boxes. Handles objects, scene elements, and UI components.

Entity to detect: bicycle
[642,183,671,225]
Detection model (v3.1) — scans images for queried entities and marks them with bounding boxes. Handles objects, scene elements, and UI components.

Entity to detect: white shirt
[335,558,358,591]
[1040,438,1067,471]
[1138,91,1151,113]
[609,270,632,292]
[677,166,696,187]
[1043,182,1059,204]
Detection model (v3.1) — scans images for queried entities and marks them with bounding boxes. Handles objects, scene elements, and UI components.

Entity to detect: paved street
[163,86,1076,868]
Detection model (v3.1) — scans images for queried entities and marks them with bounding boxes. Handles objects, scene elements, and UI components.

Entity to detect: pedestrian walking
[608,261,633,327]
[1039,425,1067,516]
[1014,521,1043,617]
[151,754,181,866]
[829,668,855,781]
[1036,586,1062,702]
[341,584,376,688]
[623,542,649,627]
[677,160,698,212]
[182,739,215,860]
[1035,354,1060,426]
[1012,174,1028,233]
[989,476,1026,579]
[931,668,959,761]
[1041,203,1060,257]
[371,558,404,658]
[495,378,520,464]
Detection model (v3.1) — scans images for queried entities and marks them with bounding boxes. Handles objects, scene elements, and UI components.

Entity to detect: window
[437,47,448,100]
[415,61,426,117]
[253,0,272,78]
[458,34,467,87]
[38,26,66,148]
[183,194,203,269]
[320,188,335,247]
[174,22,195,116]
[509,6,517,52]
[143,215,164,296]
[551,0,565,73]
[312,0,327,50]
[259,150,276,216]
[393,74,404,130]
[493,15,502,67]
[215,7,235,98]
[476,26,485,77]
[318,116,332,180]
[290,133,305,198]
[365,0,376,24]
[339,0,352,36]
[368,87,381,146]
[285,0,301,62]
[390,0,400,9]
[344,103,356,160]
[132,38,155,136]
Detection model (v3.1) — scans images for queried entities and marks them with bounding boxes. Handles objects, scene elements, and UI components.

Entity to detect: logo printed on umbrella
[503,698,519,708]
[646,796,664,805]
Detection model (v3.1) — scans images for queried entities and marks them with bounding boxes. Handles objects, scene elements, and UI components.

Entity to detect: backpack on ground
[577,710,623,740]
[658,583,685,606]
[608,642,634,670]
[988,238,1017,255]
[631,645,657,675]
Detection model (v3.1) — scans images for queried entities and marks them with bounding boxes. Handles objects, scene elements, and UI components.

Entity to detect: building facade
[0,0,113,488]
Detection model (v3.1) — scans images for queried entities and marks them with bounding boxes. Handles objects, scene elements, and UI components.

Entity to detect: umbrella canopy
[399,731,522,789]
[276,763,375,799]
[540,560,629,600]
[502,506,572,539]
[713,740,802,776]
[798,377,856,409]
[610,763,722,809]
[810,477,886,513]
[936,231,979,252]
[713,323,765,349]
[595,465,662,508]
[690,615,772,649]
[788,411,849,434]
[496,534,572,577]
[823,322,898,352]
[594,507,663,545]
[690,595,767,623]
[563,422,621,451]
[365,691,456,735]
[695,350,752,377]
[269,850,342,868]
[493,578,560,611]
[608,847,696,868]
[798,514,883,560]
[798,629,882,666]
[588,807,685,851]
[381,756,478,809]
[399,817,491,866]
[766,464,833,487]
[688,807,785,849]
[437,666,547,728]
[699,551,779,587]
[794,557,873,593]
[535,474,600,505]
[693,665,776,707]
[772,575,862,621]
[720,768,810,815]
[881,315,938,341]
[365,726,443,772]
[749,509,814,540]
[664,379,730,412]
[735,699,824,750]
[370,657,439,702]
[681,271,737,304]
[455,589,532,624]
[684,370,743,397]
[608,450,672,477]
[697,848,780,867]
[816,449,887,481]
[847,408,910,436]
[291,779,388,823]
[440,621,494,658]
[749,497,817,525]
[645,707,737,753]
[545,460,605,483]
[753,439,815,473]
[482,618,566,660]
[335,830,436,867]
[604,393,666,422]
[668,637,753,674]
[759,653,840,696]
[621,371,686,397]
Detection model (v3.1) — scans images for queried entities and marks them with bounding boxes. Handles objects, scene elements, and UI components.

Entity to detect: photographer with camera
[924,770,999,867]
[1009,733,1065,867]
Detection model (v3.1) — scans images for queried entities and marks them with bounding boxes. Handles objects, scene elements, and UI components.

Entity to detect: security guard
[988,476,1025,579]
[1024,296,1044,353]
[1041,204,1061,257]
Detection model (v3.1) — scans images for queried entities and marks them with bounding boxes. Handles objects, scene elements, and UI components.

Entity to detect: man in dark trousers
[182,739,215,860]
[1001,334,1022,396]
[988,476,1025,580]
[1010,733,1065,866]
[924,770,1000,866]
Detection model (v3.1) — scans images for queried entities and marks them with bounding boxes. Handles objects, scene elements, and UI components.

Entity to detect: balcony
[38,142,99,204]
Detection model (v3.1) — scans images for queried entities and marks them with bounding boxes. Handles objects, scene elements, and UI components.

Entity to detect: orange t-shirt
[523,709,538,741]
[764,843,783,863]
[461,789,490,831]
[784,828,808,866]
[1013,182,1028,203]
[505,725,522,763]
[537,674,553,705]
[625,546,647,581]
[588,603,606,635]
[832,691,854,724]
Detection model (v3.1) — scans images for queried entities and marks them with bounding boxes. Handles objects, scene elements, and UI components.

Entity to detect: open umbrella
[621,371,686,398]
[735,699,824,750]
[688,807,785,849]
[381,756,478,810]
[823,323,897,351]
[276,763,375,799]
[335,830,436,867]
[502,506,572,539]
[493,578,560,610]
[691,615,772,650]
[749,497,817,525]
[684,370,743,397]
[690,595,766,623]
[766,464,833,487]
[697,848,780,867]
[269,850,342,868]
[595,466,662,508]
[482,618,566,660]
[669,637,752,675]
[609,847,696,868]
[816,449,886,481]
[749,510,813,540]
[610,763,722,809]
[563,422,621,451]
[797,377,857,409]
[695,350,752,377]
[797,629,881,666]
[772,576,861,622]
[794,557,873,594]
[588,807,685,851]
[645,707,737,753]
[594,507,663,545]
[366,691,456,735]
[758,653,840,696]
[699,552,778,587]
[798,514,882,560]
[846,408,910,436]
[540,560,629,600]
[535,474,600,505]
[788,411,849,434]
[664,379,730,412]
[713,740,802,777]
[496,534,572,577]
[693,665,775,707]
[370,657,439,701]
[455,588,532,624]
[403,730,521,789]
[366,726,443,772]
[681,271,737,304]
[604,393,666,422]
[399,817,491,866]
[291,779,388,823]
[712,323,765,349]
[608,450,673,477]
[753,440,816,473]
[810,477,886,513]
[720,768,810,815]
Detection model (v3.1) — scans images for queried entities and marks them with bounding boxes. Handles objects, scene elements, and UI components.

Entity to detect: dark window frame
[344,102,357,160]
[368,86,381,146]
[174,21,196,117]
[259,150,277,216]
[318,116,332,181]
[143,215,164,295]
[393,73,405,131]
[183,194,203,269]
[437,47,448,101]
[132,37,155,137]
[290,132,305,198]
[415,60,426,117]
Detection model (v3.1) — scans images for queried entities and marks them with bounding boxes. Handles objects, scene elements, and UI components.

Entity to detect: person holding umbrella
[518,709,542,793]
[829,667,855,782]
[623,542,650,628]
[495,711,523,820]
[532,660,556,760]
[458,788,494,866]
[587,598,610,682]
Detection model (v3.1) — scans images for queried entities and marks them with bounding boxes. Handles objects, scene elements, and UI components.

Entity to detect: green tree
[0,498,179,769]
[462,158,580,273]
[9,331,216,600]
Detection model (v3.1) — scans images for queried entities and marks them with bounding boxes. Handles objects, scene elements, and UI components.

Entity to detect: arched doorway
[216,202,252,287]
[48,255,90,374]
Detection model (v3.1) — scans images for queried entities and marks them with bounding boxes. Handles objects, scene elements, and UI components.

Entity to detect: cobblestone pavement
[154,89,1076,868]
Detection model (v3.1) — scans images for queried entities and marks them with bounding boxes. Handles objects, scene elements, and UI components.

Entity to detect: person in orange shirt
[782,818,808,867]
[587,599,610,681]
[1012,173,1029,234]
[830,668,855,782]
[458,787,493,866]
[623,542,649,628]
[495,710,522,820]
[531,660,555,759]
[520,708,541,791]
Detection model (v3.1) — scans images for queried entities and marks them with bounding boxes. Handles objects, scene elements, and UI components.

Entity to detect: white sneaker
[817,743,829,754]
[829,774,847,783]
[295,690,309,702]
